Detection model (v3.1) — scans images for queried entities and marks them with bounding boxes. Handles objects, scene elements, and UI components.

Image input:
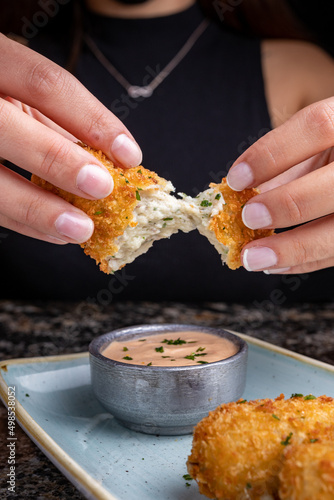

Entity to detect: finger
[241,161,334,230]
[0,164,94,243]
[227,98,334,190]
[0,216,68,244]
[258,148,333,193]
[0,98,113,199]
[240,214,334,272]
[0,35,142,168]
[263,256,334,275]
[5,96,77,142]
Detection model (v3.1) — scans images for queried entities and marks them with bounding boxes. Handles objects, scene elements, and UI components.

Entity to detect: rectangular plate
[1,334,334,500]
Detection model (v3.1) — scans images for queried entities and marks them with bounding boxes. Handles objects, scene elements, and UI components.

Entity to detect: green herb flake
[281,432,293,446]
[291,393,304,398]
[246,483,252,489]
[197,360,209,364]
[183,474,193,481]
[215,193,221,200]
[185,354,195,361]
[185,483,191,488]
[137,169,142,174]
[136,190,141,201]
[139,339,147,342]
[310,438,319,443]
[94,210,103,215]
[196,347,206,352]
[162,338,186,345]
[147,362,152,366]
[163,217,173,221]
[200,200,212,207]
[272,414,280,421]
[161,356,171,358]
[122,347,129,352]
[240,203,245,209]
[25,393,30,397]
[162,222,167,228]
[155,346,164,353]
[237,399,247,404]
[125,178,129,183]
[304,394,316,400]
[171,359,176,361]
[123,356,133,361]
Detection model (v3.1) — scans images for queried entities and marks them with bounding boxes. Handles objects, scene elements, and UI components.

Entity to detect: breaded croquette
[187,394,334,500]
[32,144,273,273]
[279,434,334,500]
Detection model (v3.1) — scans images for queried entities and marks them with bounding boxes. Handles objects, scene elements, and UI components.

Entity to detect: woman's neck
[85,0,196,18]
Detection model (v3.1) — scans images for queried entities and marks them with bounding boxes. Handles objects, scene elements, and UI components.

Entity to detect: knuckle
[25,60,72,103]
[40,139,72,179]
[83,109,111,146]
[281,190,304,224]
[305,101,334,138]
[0,99,13,136]
[20,195,44,228]
[291,238,309,266]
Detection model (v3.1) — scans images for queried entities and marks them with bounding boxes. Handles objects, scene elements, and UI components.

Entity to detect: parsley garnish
[136,190,141,201]
[139,339,146,342]
[215,193,221,200]
[196,347,205,352]
[246,483,252,489]
[310,438,319,443]
[122,347,128,352]
[272,414,280,420]
[147,362,152,366]
[155,346,164,353]
[281,432,293,446]
[123,356,133,360]
[237,399,247,404]
[291,393,304,398]
[137,169,142,174]
[197,360,209,364]
[125,178,129,183]
[241,203,245,208]
[162,338,186,345]
[94,210,103,215]
[200,200,212,207]
[163,217,173,221]
[304,394,316,400]
[183,474,193,481]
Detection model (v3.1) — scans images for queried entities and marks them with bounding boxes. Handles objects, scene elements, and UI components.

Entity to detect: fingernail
[227,162,254,191]
[111,134,142,168]
[242,203,272,229]
[263,267,290,274]
[243,247,278,271]
[76,164,113,198]
[55,212,94,243]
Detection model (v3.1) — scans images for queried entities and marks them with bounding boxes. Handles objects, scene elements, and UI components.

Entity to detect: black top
[1,3,333,302]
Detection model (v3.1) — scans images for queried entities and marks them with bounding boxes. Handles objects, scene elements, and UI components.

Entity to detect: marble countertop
[1,299,334,499]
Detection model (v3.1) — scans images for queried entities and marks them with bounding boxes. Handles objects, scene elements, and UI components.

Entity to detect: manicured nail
[76,164,113,198]
[111,134,142,168]
[242,203,272,229]
[55,212,94,243]
[227,162,254,191]
[263,267,290,274]
[243,247,278,271]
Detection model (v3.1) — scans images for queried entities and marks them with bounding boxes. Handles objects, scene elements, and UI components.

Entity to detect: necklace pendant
[128,85,153,99]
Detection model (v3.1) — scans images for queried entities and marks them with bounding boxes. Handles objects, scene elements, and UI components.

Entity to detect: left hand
[226,97,334,275]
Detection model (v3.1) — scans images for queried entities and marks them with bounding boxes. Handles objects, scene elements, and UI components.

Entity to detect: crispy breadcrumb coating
[32,145,274,273]
[187,394,334,500]
[209,179,274,269]
[279,433,334,500]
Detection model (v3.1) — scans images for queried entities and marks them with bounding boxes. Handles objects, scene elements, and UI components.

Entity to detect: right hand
[0,34,142,244]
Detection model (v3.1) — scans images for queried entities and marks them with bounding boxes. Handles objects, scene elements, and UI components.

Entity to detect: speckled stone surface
[1,299,334,499]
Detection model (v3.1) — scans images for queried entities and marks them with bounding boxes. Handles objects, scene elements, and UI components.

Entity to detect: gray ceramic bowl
[89,324,248,435]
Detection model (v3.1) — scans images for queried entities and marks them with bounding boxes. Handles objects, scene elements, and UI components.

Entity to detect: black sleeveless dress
[1,3,333,302]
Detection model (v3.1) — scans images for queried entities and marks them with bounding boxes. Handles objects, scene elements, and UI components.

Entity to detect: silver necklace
[84,18,209,99]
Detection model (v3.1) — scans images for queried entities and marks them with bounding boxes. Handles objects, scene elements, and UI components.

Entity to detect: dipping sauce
[102,331,238,367]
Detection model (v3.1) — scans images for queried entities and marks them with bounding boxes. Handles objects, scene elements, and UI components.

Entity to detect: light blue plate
[1,334,334,500]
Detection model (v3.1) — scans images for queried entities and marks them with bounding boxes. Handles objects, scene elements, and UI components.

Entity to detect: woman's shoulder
[261,39,334,127]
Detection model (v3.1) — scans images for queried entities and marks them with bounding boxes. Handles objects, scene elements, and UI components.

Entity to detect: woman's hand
[0,35,142,244]
[226,97,334,274]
